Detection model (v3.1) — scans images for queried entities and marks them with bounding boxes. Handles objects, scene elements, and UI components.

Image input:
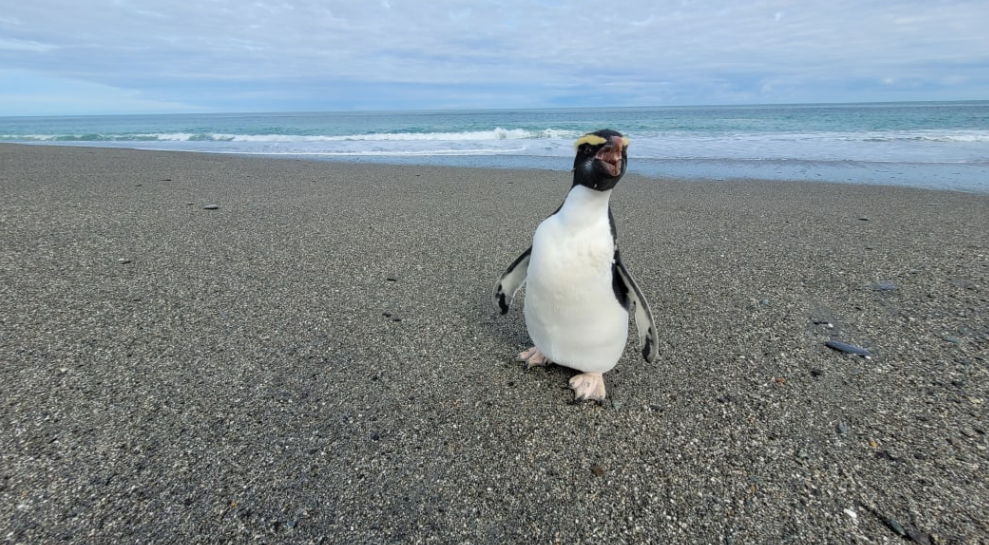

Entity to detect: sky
[0,0,987,116]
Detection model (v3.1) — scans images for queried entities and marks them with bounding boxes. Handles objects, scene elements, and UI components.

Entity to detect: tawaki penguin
[493,129,659,402]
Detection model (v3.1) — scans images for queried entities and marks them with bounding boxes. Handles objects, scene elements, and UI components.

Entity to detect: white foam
[217,127,581,142]
[146,132,200,141]
[5,128,582,144]
[222,147,527,156]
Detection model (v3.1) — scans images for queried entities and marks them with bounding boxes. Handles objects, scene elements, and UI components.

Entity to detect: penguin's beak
[594,136,626,177]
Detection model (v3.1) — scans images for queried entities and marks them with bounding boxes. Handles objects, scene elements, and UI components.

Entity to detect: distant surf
[2,101,987,192]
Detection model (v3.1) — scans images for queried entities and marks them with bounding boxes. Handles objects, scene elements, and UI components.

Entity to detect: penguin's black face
[572,129,629,191]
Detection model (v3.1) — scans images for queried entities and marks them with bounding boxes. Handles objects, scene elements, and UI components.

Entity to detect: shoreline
[9,141,989,194]
[1,143,987,543]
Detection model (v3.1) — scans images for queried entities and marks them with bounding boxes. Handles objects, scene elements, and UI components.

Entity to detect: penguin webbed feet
[515,347,608,403]
[516,346,551,369]
[568,372,607,402]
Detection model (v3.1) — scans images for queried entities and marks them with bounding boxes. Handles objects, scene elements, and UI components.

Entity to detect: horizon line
[2,98,988,119]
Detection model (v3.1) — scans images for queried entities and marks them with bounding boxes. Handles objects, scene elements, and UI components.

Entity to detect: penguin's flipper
[493,247,531,314]
[613,252,659,362]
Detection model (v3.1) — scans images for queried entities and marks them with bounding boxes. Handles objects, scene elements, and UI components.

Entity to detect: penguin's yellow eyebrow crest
[574,134,607,149]
[573,134,631,150]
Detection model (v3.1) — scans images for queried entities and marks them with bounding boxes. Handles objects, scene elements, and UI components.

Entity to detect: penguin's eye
[581,145,596,156]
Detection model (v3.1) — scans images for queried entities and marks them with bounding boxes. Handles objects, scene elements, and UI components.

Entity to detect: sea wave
[3,125,987,166]
[312,127,580,141]
[0,132,219,142]
[5,128,986,146]
[222,147,528,156]
[0,127,584,143]
[860,132,989,143]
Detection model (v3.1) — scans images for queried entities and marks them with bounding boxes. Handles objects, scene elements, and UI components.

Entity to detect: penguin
[493,129,659,402]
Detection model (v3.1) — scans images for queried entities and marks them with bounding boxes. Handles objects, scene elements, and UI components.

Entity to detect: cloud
[0,37,57,52]
[0,0,986,114]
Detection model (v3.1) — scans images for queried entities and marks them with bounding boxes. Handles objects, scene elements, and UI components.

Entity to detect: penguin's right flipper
[493,247,531,314]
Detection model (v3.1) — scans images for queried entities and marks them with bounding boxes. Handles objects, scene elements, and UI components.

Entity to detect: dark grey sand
[1,143,987,544]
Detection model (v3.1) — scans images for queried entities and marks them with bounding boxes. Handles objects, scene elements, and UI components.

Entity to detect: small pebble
[886,518,906,537]
[825,340,871,358]
[872,282,898,291]
[875,449,897,461]
[906,528,932,545]
[837,422,849,436]
[204,204,220,210]
[117,258,131,264]
[590,464,606,477]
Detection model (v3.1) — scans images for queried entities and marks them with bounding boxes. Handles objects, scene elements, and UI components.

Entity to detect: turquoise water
[2,101,988,192]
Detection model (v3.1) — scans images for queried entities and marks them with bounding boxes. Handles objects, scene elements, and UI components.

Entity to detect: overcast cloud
[0,0,986,115]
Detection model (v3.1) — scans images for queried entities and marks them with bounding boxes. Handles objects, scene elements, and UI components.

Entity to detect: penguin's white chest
[523,212,629,374]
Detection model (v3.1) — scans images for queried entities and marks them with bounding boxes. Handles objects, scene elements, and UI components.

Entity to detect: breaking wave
[0,127,583,143]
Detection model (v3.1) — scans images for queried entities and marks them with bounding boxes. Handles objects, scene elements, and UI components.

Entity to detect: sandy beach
[1,143,987,543]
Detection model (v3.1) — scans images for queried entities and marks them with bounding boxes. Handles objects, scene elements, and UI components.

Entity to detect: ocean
[2,101,988,193]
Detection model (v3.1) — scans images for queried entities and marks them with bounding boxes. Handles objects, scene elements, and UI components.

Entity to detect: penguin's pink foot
[569,372,607,402]
[516,346,551,369]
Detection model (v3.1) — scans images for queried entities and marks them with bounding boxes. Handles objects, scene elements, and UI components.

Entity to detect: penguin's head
[572,129,629,191]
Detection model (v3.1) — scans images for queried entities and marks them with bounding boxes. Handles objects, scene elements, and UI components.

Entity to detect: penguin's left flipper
[613,252,659,362]
[493,247,531,314]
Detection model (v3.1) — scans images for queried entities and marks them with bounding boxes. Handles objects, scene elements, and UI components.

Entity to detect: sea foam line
[221,128,579,142]
[218,147,528,156]
[0,127,583,143]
